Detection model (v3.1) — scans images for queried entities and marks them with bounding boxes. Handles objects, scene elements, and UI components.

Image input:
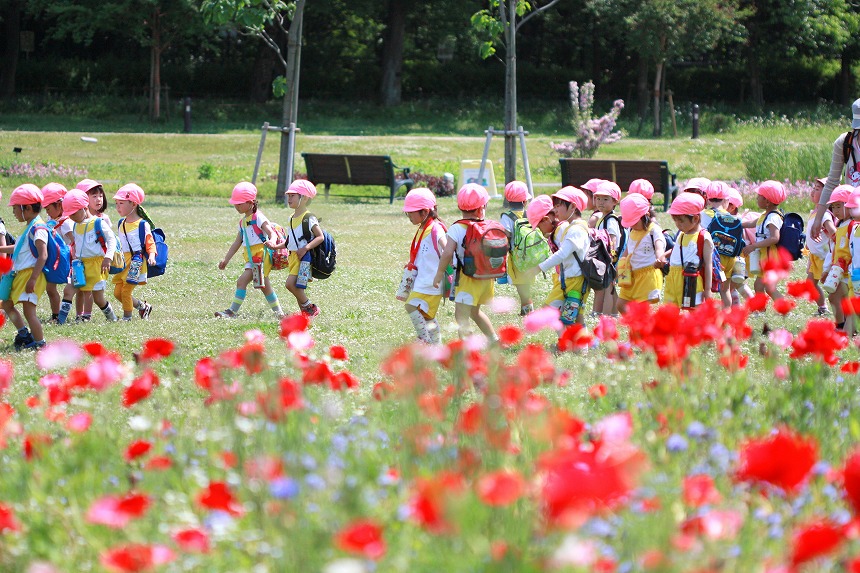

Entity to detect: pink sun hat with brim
[755,180,786,205]
[457,183,489,211]
[580,178,606,193]
[726,187,744,209]
[75,178,102,193]
[682,177,712,193]
[706,180,730,200]
[62,189,90,217]
[552,186,588,212]
[9,183,43,206]
[828,184,856,204]
[41,182,68,207]
[620,194,652,228]
[229,181,257,205]
[526,195,554,229]
[113,183,145,205]
[628,179,655,200]
[288,179,317,198]
[594,181,622,202]
[668,193,705,216]
[846,190,860,209]
[504,180,531,203]
[403,188,436,212]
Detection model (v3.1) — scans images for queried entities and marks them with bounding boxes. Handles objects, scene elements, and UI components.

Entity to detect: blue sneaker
[13,332,33,352]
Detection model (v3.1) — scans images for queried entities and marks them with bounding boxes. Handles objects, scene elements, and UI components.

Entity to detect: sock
[426,318,441,344]
[520,304,534,316]
[51,313,58,321]
[818,305,828,313]
[57,299,72,325]
[300,299,313,309]
[133,299,143,310]
[230,289,247,313]
[408,309,431,343]
[265,292,283,315]
[100,302,117,322]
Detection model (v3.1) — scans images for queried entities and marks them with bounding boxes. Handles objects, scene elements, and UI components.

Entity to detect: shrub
[741,138,831,182]
[396,171,455,197]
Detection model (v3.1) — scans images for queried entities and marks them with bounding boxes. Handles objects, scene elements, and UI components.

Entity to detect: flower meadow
[2,270,860,572]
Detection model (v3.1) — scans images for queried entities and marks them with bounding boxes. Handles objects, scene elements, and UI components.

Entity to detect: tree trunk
[251,35,278,103]
[380,0,409,107]
[503,0,517,185]
[0,0,22,99]
[636,55,649,123]
[746,25,763,109]
[276,0,306,202]
[839,48,854,106]
[652,59,664,137]
[149,8,162,120]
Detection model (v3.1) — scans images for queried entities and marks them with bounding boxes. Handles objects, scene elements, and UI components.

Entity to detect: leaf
[272,75,287,98]
[851,418,860,441]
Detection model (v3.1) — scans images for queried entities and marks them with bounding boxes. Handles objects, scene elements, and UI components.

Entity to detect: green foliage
[741,138,832,182]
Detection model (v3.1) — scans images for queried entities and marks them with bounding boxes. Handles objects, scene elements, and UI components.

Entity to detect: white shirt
[756,211,783,243]
[286,213,320,251]
[412,221,446,295]
[538,220,589,277]
[14,222,49,271]
[117,218,152,255]
[74,216,117,259]
[597,213,622,248]
[669,230,709,268]
[241,211,271,247]
[806,209,833,258]
[624,223,664,270]
[446,221,470,263]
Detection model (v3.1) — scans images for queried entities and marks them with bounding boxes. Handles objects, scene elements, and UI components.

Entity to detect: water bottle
[251,254,264,289]
[559,291,582,325]
[71,259,86,288]
[748,248,761,274]
[681,263,699,309]
[822,264,845,294]
[126,252,143,284]
[296,252,312,289]
[496,273,509,285]
[731,256,746,284]
[852,267,860,297]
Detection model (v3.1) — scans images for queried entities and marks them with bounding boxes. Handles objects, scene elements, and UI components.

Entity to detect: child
[433,183,499,342]
[40,182,71,323]
[664,193,714,308]
[741,180,786,300]
[702,181,733,308]
[592,180,623,316]
[725,186,755,304]
[500,180,536,315]
[842,190,860,334]
[113,183,156,321]
[58,190,118,323]
[1,184,49,350]
[401,188,447,344]
[822,184,856,331]
[628,179,657,219]
[581,178,606,227]
[806,177,836,316]
[76,179,113,321]
[530,188,591,325]
[265,179,325,318]
[616,193,665,314]
[681,177,712,200]
[216,181,285,319]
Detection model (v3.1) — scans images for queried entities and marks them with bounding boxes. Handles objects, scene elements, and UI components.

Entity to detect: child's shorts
[10,268,46,306]
[245,244,273,277]
[506,256,533,286]
[81,256,108,292]
[546,273,589,308]
[618,266,662,303]
[719,255,735,283]
[664,266,703,307]
[405,291,442,319]
[453,275,494,307]
[807,253,824,281]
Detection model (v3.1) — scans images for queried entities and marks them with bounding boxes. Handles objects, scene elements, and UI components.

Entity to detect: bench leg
[325,183,330,201]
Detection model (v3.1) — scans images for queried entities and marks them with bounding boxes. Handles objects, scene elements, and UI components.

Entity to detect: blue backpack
[777,212,805,261]
[119,218,168,278]
[28,222,71,284]
[707,211,745,257]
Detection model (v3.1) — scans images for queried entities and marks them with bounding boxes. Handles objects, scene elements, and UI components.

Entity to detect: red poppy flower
[82,341,108,357]
[172,528,210,554]
[124,440,152,462]
[682,474,721,508]
[257,377,304,421]
[330,370,360,391]
[0,502,20,533]
[787,279,821,302]
[87,493,151,528]
[842,449,860,514]
[279,313,310,338]
[476,470,525,507]
[734,429,817,494]
[773,298,796,315]
[334,519,386,560]
[100,544,175,573]
[238,342,266,375]
[302,360,334,385]
[558,324,593,352]
[122,370,160,408]
[329,345,349,361]
[23,433,51,461]
[745,292,769,312]
[843,362,860,374]
[408,471,465,534]
[594,315,618,342]
[790,319,849,365]
[0,257,12,276]
[140,338,174,361]
[497,325,523,348]
[196,481,243,516]
[845,296,860,316]
[144,456,172,471]
[790,519,844,567]
[589,384,607,399]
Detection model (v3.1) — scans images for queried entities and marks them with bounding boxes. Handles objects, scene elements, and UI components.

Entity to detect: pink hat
[552,186,588,212]
[9,183,43,206]
[628,179,654,200]
[668,193,705,216]
[113,183,145,205]
[229,181,257,205]
[504,180,530,203]
[755,180,786,205]
[581,178,605,193]
[846,191,860,209]
[457,183,489,211]
[288,179,317,198]
[41,182,68,207]
[828,184,856,205]
[403,188,436,212]
[594,181,622,202]
[726,187,743,209]
[526,195,554,229]
[62,189,90,217]
[706,181,730,200]
[683,177,712,193]
[620,194,651,228]
[75,179,102,193]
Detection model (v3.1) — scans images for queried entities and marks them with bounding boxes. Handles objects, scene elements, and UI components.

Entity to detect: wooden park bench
[301,153,414,204]
[559,158,678,211]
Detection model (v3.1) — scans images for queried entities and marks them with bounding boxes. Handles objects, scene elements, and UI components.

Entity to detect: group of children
[1,180,157,350]
[397,174,840,345]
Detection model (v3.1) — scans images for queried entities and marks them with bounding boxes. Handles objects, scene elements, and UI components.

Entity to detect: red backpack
[455,219,509,279]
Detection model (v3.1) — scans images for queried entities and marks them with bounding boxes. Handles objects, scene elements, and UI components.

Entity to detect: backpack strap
[302,212,313,243]
[845,130,856,165]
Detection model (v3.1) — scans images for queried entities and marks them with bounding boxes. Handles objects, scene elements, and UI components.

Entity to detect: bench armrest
[392,162,410,177]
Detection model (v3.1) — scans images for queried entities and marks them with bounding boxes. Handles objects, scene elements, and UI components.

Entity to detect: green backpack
[506,212,551,271]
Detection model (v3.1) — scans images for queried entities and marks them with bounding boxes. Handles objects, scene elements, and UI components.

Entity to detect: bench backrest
[302,154,395,186]
[559,159,671,195]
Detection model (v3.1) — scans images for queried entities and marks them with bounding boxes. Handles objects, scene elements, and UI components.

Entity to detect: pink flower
[65,412,92,433]
[489,296,518,314]
[36,340,83,371]
[768,329,794,349]
[523,306,562,333]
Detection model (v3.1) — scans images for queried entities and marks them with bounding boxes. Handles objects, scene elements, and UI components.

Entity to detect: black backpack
[571,226,615,291]
[776,212,806,261]
[299,213,336,279]
[598,213,627,264]
[0,218,15,247]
